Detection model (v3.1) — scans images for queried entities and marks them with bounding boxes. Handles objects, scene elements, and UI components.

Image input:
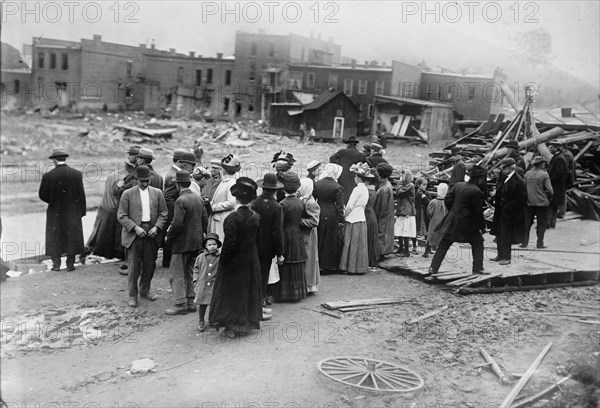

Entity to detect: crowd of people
[38,136,573,338]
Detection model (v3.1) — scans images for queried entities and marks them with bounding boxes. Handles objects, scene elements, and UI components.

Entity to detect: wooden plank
[574,140,595,162]
[512,376,570,408]
[405,305,448,325]
[399,115,411,136]
[322,298,411,310]
[479,348,510,384]
[498,342,553,408]
[338,305,390,312]
[532,312,598,319]
[458,280,599,295]
[301,307,342,319]
[429,273,472,282]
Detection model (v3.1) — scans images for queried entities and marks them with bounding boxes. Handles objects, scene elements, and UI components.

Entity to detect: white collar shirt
[139,186,151,222]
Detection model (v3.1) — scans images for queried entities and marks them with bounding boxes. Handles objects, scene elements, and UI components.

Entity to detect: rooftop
[375,94,454,109]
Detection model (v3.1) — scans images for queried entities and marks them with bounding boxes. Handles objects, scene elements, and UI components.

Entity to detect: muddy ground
[1,113,599,407]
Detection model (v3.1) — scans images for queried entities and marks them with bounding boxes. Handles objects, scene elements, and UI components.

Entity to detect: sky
[2,1,599,86]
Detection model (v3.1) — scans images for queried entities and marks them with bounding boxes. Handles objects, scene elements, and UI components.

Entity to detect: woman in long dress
[208,154,240,240]
[374,163,395,259]
[313,163,344,274]
[339,163,370,274]
[209,177,262,338]
[277,172,308,301]
[298,178,321,293]
[364,172,381,269]
[426,182,449,253]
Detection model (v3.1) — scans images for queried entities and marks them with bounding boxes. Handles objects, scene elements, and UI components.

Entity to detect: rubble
[130,358,156,374]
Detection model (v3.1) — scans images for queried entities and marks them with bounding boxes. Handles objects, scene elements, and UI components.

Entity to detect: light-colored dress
[208,174,236,239]
[300,195,321,292]
[339,182,369,274]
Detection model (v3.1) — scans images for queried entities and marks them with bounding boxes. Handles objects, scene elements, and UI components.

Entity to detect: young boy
[193,232,221,331]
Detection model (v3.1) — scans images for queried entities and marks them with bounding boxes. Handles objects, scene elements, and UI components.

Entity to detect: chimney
[382,62,386,69]
[217,52,223,59]
[197,55,202,58]
[461,69,466,75]
[189,51,195,57]
[351,59,356,69]
[365,60,369,67]
[151,39,155,50]
[169,48,176,55]
[139,43,146,49]
[93,34,102,41]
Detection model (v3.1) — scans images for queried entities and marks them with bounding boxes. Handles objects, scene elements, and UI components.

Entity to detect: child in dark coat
[193,233,222,332]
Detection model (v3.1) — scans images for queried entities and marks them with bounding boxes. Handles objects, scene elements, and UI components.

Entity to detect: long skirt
[366,214,380,267]
[339,221,368,274]
[304,228,320,292]
[394,215,416,238]
[278,262,307,301]
[88,207,124,260]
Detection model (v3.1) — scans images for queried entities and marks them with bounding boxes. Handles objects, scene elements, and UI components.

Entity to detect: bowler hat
[135,165,151,181]
[172,148,188,161]
[532,156,546,165]
[343,136,359,144]
[49,147,69,159]
[500,157,516,168]
[306,160,321,172]
[137,147,155,160]
[468,165,487,178]
[505,140,519,149]
[230,176,258,198]
[202,232,222,249]
[257,173,283,190]
[179,151,197,165]
[175,170,191,183]
[126,145,142,155]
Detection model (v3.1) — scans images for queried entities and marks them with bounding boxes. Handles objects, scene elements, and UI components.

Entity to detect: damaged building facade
[1,43,31,107]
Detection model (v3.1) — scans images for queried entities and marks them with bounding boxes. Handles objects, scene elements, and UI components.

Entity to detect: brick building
[1,43,31,107]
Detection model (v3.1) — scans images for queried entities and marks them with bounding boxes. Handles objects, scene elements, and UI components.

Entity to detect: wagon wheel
[317,356,424,392]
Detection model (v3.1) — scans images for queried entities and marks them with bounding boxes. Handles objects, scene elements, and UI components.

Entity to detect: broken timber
[405,305,448,325]
[511,376,570,408]
[321,298,413,310]
[479,348,510,385]
[301,307,342,319]
[114,124,177,137]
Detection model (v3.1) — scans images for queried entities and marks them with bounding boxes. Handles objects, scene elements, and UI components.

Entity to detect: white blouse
[344,182,368,223]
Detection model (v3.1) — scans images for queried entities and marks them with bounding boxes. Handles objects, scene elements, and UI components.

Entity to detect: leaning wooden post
[511,376,570,408]
[498,343,553,408]
[479,348,510,384]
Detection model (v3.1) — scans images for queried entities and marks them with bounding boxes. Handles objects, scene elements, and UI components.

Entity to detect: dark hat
[175,170,191,183]
[135,165,151,181]
[450,146,462,155]
[172,148,188,161]
[468,165,487,178]
[257,173,284,190]
[126,145,142,155]
[532,156,546,165]
[230,176,258,198]
[279,171,301,192]
[137,147,155,160]
[49,147,69,159]
[500,157,516,168]
[202,232,222,249]
[179,151,197,165]
[376,163,394,179]
[505,140,519,149]
[343,136,359,144]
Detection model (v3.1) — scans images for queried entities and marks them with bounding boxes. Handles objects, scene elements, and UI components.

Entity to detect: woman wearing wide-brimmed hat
[208,154,240,240]
[298,178,321,293]
[338,163,371,274]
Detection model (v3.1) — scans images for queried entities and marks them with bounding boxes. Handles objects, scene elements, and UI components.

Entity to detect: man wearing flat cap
[490,157,527,265]
[547,141,568,228]
[39,147,87,271]
[165,170,208,315]
[330,136,367,204]
[429,165,488,275]
[118,165,168,307]
[523,156,553,248]
[366,143,388,168]
[136,147,163,190]
[162,150,197,268]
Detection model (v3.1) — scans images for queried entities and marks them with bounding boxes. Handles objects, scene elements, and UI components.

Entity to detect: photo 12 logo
[201,1,340,24]
[1,1,140,24]
[400,1,540,24]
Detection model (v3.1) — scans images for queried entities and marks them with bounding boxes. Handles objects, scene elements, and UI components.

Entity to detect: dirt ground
[1,113,599,407]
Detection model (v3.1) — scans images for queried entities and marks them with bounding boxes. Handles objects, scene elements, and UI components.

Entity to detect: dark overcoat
[250,193,284,260]
[366,153,388,168]
[209,206,262,332]
[491,173,527,244]
[313,177,344,270]
[163,165,179,220]
[439,181,485,243]
[548,152,568,207]
[39,164,86,257]
[280,195,308,263]
[329,147,366,203]
[166,189,208,253]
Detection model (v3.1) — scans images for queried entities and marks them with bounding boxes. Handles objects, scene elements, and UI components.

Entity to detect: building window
[468,85,476,102]
[426,84,437,100]
[223,97,230,113]
[177,67,184,83]
[125,85,134,98]
[248,104,254,112]
[307,73,315,88]
[38,52,45,68]
[225,70,231,85]
[196,69,202,86]
[207,68,213,84]
[375,81,384,95]
[367,104,374,119]
[50,53,56,69]
[328,74,338,91]
[289,71,302,89]
[268,42,275,57]
[358,80,367,95]
[250,42,257,56]
[343,79,353,96]
[61,53,68,70]
[14,79,20,93]
[436,84,442,100]
[126,61,132,77]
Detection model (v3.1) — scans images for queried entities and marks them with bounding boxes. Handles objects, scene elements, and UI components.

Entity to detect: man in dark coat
[490,158,527,265]
[162,150,196,268]
[505,140,527,173]
[136,147,163,190]
[329,136,366,204]
[428,165,487,275]
[250,173,284,307]
[118,165,168,308]
[448,147,466,188]
[560,143,575,218]
[165,170,208,315]
[39,147,87,271]
[366,142,388,168]
[547,141,568,228]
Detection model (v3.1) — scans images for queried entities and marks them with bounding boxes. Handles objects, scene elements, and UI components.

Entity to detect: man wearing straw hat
[39,147,87,271]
